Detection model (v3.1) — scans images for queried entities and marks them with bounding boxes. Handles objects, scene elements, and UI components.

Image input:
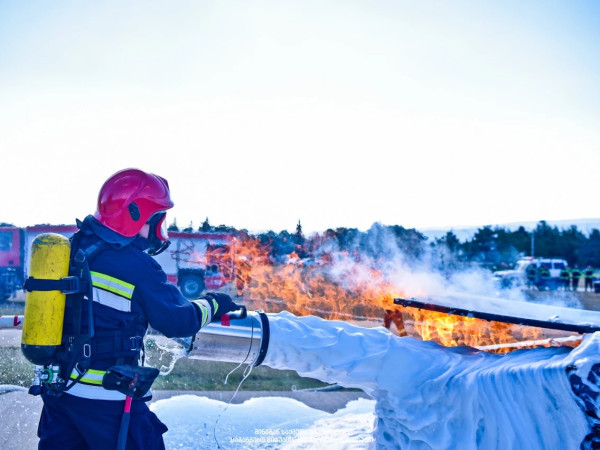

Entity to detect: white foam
[263,311,598,449]
[152,394,376,449]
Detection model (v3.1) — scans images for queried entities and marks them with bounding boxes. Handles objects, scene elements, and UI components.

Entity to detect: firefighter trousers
[38,393,167,450]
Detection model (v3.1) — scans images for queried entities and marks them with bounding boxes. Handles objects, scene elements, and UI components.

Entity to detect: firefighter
[584,265,595,292]
[571,265,582,292]
[538,265,551,290]
[560,266,571,291]
[526,264,537,289]
[37,169,239,450]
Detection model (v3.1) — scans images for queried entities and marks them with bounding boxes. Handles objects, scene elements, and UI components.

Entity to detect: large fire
[399,309,581,352]
[207,234,581,353]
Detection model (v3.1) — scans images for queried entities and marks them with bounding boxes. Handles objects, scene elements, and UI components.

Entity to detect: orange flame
[207,234,581,353]
[400,309,580,353]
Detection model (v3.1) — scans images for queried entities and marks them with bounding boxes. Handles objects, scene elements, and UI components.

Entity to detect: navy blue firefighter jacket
[68,215,204,374]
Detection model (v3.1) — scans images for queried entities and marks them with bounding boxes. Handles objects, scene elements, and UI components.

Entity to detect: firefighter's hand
[202,292,239,321]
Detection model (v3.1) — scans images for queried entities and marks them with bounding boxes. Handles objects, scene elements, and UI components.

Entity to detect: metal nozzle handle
[226,305,247,320]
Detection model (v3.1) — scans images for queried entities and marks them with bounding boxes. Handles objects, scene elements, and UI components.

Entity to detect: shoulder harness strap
[48,231,114,396]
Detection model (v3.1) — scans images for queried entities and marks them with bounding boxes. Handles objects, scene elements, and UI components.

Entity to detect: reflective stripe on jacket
[68,368,127,401]
[91,271,135,312]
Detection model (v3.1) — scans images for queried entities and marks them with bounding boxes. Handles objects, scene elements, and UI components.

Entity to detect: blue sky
[1,1,599,234]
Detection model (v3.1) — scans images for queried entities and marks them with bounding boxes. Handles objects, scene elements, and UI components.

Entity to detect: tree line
[452,221,600,270]
[169,219,600,271]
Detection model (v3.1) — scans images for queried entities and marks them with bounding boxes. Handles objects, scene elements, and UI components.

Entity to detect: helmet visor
[153,212,169,242]
[146,212,170,256]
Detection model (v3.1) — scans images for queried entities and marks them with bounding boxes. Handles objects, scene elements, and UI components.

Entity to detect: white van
[494,257,568,289]
[514,257,568,278]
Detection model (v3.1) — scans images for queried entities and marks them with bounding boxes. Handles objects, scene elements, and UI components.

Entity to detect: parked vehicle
[494,257,569,290]
[152,231,236,299]
[0,226,24,301]
[0,224,236,302]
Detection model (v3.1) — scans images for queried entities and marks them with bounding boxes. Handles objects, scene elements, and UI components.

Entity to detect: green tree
[388,225,427,260]
[214,224,237,233]
[508,226,531,255]
[167,219,179,232]
[577,229,600,267]
[200,217,212,232]
[334,227,360,252]
[293,220,306,249]
[531,221,560,257]
[436,231,461,254]
[295,220,303,239]
[461,226,497,265]
[559,225,586,265]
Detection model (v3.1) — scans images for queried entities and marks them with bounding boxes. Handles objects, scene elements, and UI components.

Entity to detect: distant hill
[420,218,600,242]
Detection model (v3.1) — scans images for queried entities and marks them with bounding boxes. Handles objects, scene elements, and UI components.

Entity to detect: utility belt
[67,364,159,401]
[64,331,145,398]
[67,367,155,401]
[67,368,128,400]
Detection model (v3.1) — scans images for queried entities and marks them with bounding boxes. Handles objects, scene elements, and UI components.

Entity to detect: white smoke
[309,222,581,310]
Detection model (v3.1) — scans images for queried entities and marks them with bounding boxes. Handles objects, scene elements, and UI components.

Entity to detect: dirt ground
[524,290,600,311]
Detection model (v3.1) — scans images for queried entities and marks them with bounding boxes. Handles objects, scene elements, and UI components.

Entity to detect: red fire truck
[0,224,236,302]
[153,230,236,298]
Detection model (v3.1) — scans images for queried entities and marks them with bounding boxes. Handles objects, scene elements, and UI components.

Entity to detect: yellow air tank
[21,233,71,365]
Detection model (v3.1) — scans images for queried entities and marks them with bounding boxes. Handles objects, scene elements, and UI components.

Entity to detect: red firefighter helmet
[94,168,174,237]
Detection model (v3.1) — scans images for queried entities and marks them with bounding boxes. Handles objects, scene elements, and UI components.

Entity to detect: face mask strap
[147,239,170,256]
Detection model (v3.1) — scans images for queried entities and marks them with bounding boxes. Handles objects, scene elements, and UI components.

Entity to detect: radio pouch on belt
[102,365,160,399]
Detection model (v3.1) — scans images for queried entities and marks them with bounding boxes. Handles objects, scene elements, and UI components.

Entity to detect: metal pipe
[186,308,270,366]
[0,315,23,329]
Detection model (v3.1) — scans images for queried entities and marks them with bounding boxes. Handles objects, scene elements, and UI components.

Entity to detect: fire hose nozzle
[187,309,270,367]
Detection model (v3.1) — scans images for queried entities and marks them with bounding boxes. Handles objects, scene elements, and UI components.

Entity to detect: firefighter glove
[202,292,240,321]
